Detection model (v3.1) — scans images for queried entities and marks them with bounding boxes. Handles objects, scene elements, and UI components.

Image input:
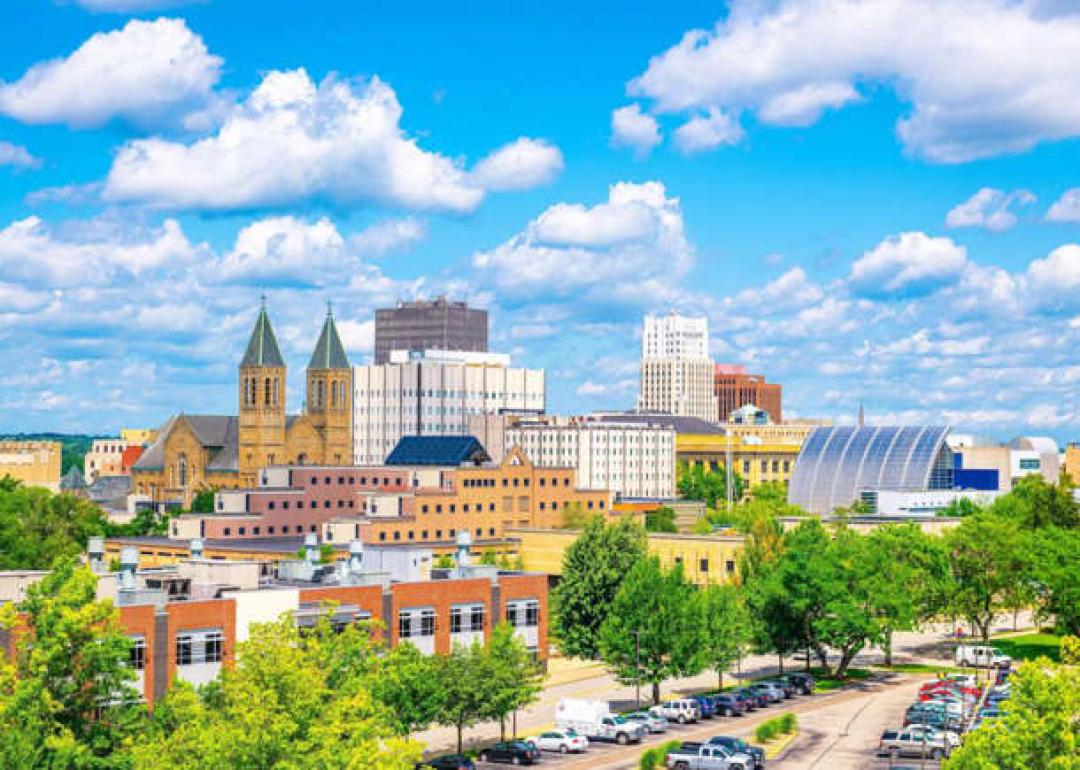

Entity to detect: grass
[874,663,966,674]
[990,633,1062,662]
[806,666,871,692]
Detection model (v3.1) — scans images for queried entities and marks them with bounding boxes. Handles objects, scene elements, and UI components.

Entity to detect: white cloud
[335,319,374,355]
[0,142,41,170]
[628,0,1080,162]
[849,231,969,295]
[611,104,661,155]
[349,217,427,258]
[470,138,563,191]
[0,18,221,129]
[946,188,1036,232]
[1026,243,1080,298]
[576,380,610,396]
[673,108,744,154]
[727,267,824,310]
[218,216,349,287]
[1045,188,1080,222]
[472,181,692,301]
[25,182,101,206]
[103,69,536,213]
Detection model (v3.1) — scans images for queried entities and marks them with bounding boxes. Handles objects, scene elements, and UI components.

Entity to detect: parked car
[764,679,796,698]
[664,741,754,770]
[785,673,815,694]
[530,729,588,754]
[748,683,784,704]
[879,728,952,760]
[651,699,701,724]
[712,694,746,717]
[625,711,669,733]
[555,698,647,744]
[904,724,961,751]
[729,689,759,711]
[706,736,765,769]
[478,740,541,765]
[904,705,962,732]
[690,694,718,718]
[955,645,1012,668]
[416,755,476,770]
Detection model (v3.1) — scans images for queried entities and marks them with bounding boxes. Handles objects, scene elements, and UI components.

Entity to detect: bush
[754,713,797,744]
[640,740,682,770]
[754,722,777,743]
[779,712,797,733]
[1061,635,1080,665]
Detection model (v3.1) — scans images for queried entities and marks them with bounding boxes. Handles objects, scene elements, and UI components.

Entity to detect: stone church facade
[132,304,353,506]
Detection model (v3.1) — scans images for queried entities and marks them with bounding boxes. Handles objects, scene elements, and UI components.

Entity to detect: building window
[129,636,147,670]
[223,527,231,536]
[393,532,401,541]
[176,629,224,666]
[297,501,304,509]
[726,560,736,573]
[268,526,275,534]
[399,608,436,638]
[742,461,751,474]
[268,502,275,510]
[282,525,289,533]
[253,527,260,535]
[700,558,709,573]
[422,505,429,514]
[507,599,539,627]
[379,532,387,542]
[177,453,188,488]
[238,527,245,536]
[450,604,485,633]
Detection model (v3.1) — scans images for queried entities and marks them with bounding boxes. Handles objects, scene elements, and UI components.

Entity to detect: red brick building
[714,365,783,423]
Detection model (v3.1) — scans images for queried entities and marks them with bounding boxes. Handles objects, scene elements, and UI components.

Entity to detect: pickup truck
[878,728,952,760]
[664,741,755,770]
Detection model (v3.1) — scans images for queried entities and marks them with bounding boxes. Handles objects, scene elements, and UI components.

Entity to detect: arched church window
[264,377,272,406]
[178,454,188,487]
[273,377,280,406]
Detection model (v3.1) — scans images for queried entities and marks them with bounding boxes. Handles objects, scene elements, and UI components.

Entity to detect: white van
[955,645,1011,668]
[649,698,700,724]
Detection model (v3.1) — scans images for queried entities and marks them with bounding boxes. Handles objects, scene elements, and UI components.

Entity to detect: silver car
[625,710,668,733]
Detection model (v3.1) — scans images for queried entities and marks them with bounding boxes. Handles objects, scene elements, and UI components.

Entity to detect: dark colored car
[903,706,961,732]
[764,679,796,698]
[689,694,718,718]
[416,755,476,770]
[712,694,746,717]
[478,741,540,765]
[707,736,765,769]
[733,687,767,709]
[783,673,815,695]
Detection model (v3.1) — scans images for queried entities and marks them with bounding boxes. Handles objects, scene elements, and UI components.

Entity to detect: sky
[4,0,1080,442]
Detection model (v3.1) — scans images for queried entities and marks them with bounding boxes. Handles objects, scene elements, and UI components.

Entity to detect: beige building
[724,420,823,447]
[638,312,717,422]
[121,428,157,446]
[0,441,62,490]
[84,439,128,482]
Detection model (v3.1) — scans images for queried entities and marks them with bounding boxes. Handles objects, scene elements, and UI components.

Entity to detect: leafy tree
[943,661,1080,770]
[992,473,1079,530]
[130,614,419,769]
[598,556,702,704]
[945,512,1027,641]
[1061,636,1080,666]
[0,483,109,569]
[553,515,646,659]
[938,497,984,518]
[0,558,146,769]
[188,488,216,514]
[483,622,542,740]
[560,502,595,529]
[434,553,455,569]
[645,506,678,533]
[696,583,751,689]
[677,462,744,509]
[435,639,492,755]
[369,641,446,736]
[1029,526,1080,635]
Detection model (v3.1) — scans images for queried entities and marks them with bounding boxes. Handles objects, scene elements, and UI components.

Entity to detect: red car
[919,681,981,699]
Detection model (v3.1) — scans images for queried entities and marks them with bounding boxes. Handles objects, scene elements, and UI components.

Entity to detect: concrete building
[2,538,548,705]
[374,297,487,364]
[714,365,783,424]
[638,312,717,422]
[0,440,61,490]
[504,415,676,499]
[352,349,544,465]
[951,436,1061,492]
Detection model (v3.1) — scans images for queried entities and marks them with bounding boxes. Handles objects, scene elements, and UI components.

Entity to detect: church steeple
[238,299,287,484]
[306,303,352,465]
[242,297,286,368]
[307,303,350,370]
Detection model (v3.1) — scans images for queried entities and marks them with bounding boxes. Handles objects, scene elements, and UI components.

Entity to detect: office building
[638,312,717,422]
[714,365,783,423]
[374,298,488,364]
[84,434,152,483]
[0,440,61,490]
[352,349,544,465]
[504,415,676,499]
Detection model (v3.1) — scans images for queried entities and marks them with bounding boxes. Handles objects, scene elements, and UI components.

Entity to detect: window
[725,560,736,573]
[507,599,540,627]
[175,629,223,666]
[379,532,386,542]
[282,501,289,510]
[422,505,429,514]
[223,527,231,536]
[450,604,485,633]
[282,525,289,533]
[268,526,275,534]
[399,608,436,638]
[700,558,709,573]
[297,501,304,509]
[238,527,245,536]
[129,636,146,670]
[1019,458,1040,471]
[268,502,275,510]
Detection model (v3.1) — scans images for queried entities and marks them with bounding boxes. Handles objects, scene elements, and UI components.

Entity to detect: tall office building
[374,297,488,364]
[352,350,544,464]
[714,364,783,423]
[638,312,717,422]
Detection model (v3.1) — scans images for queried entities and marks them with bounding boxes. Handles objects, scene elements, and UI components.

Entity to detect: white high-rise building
[638,312,717,422]
[353,350,545,464]
[505,416,676,499]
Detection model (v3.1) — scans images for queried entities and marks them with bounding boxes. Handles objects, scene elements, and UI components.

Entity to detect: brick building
[714,365,783,424]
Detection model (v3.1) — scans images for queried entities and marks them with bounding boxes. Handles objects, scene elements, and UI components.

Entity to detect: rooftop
[385,435,491,466]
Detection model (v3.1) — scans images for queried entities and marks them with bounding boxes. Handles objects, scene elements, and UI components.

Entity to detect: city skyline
[3,1,1080,441]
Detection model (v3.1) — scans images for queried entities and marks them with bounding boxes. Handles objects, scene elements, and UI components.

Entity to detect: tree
[561,502,595,529]
[0,483,109,569]
[945,512,1027,641]
[943,661,1080,770]
[484,622,542,740]
[1029,526,1080,635]
[369,641,446,736]
[189,488,216,514]
[938,497,984,518]
[435,639,491,755]
[129,614,419,769]
[553,515,647,659]
[696,583,751,690]
[993,473,1079,530]
[677,462,744,509]
[0,558,146,769]
[598,557,702,704]
[645,506,678,533]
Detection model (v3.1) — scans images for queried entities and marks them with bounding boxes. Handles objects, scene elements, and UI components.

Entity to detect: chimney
[190,538,204,560]
[119,546,138,591]
[348,539,364,574]
[87,536,105,573]
[455,530,472,568]
[304,533,319,565]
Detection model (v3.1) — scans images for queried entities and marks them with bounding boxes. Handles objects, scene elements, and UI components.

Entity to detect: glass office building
[788,426,953,515]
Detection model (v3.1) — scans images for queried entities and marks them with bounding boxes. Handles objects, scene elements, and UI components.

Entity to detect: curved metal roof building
[788,425,953,515]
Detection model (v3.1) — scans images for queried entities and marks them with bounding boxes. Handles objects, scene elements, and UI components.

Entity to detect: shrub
[1062,635,1080,666]
[755,721,777,743]
[779,712,797,733]
[641,740,682,770]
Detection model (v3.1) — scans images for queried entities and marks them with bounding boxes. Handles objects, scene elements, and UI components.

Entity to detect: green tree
[0,558,146,769]
[560,501,595,529]
[993,473,1080,530]
[0,483,109,569]
[484,622,543,740]
[677,462,744,509]
[436,639,492,755]
[696,583,751,690]
[598,556,702,704]
[1029,526,1080,635]
[943,661,1080,770]
[188,488,216,514]
[938,497,984,518]
[369,641,446,736]
[945,512,1027,641]
[553,515,647,659]
[645,506,678,533]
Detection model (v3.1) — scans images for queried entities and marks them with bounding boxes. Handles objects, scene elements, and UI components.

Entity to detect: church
[132,302,353,507]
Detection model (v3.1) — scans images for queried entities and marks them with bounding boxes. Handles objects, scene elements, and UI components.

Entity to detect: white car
[906,724,961,751]
[531,729,588,754]
[624,711,668,733]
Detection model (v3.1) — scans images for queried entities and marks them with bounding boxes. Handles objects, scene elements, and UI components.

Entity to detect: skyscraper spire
[858,400,865,427]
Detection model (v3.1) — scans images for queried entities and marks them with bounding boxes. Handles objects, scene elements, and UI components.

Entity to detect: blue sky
[4,0,1080,442]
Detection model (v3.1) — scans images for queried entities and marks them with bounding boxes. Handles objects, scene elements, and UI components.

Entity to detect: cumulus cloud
[611,104,661,155]
[673,109,744,154]
[349,217,427,258]
[0,142,41,170]
[470,138,563,191]
[628,0,1080,162]
[0,18,221,129]
[471,181,692,302]
[218,216,349,287]
[849,232,969,295]
[1045,188,1080,222]
[946,188,1036,232]
[1026,243,1080,303]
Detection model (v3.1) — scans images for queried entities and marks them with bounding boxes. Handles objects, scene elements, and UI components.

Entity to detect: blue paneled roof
[384,436,491,467]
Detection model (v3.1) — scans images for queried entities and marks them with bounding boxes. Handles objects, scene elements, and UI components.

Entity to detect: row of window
[308,474,405,486]
[221,523,318,536]
[740,460,792,475]
[267,498,356,511]
[398,600,539,638]
[377,526,497,542]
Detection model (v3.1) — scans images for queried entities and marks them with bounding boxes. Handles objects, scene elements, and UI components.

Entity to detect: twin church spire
[240,301,351,374]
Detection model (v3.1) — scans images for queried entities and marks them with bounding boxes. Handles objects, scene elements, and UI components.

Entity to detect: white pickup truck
[555,699,647,745]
